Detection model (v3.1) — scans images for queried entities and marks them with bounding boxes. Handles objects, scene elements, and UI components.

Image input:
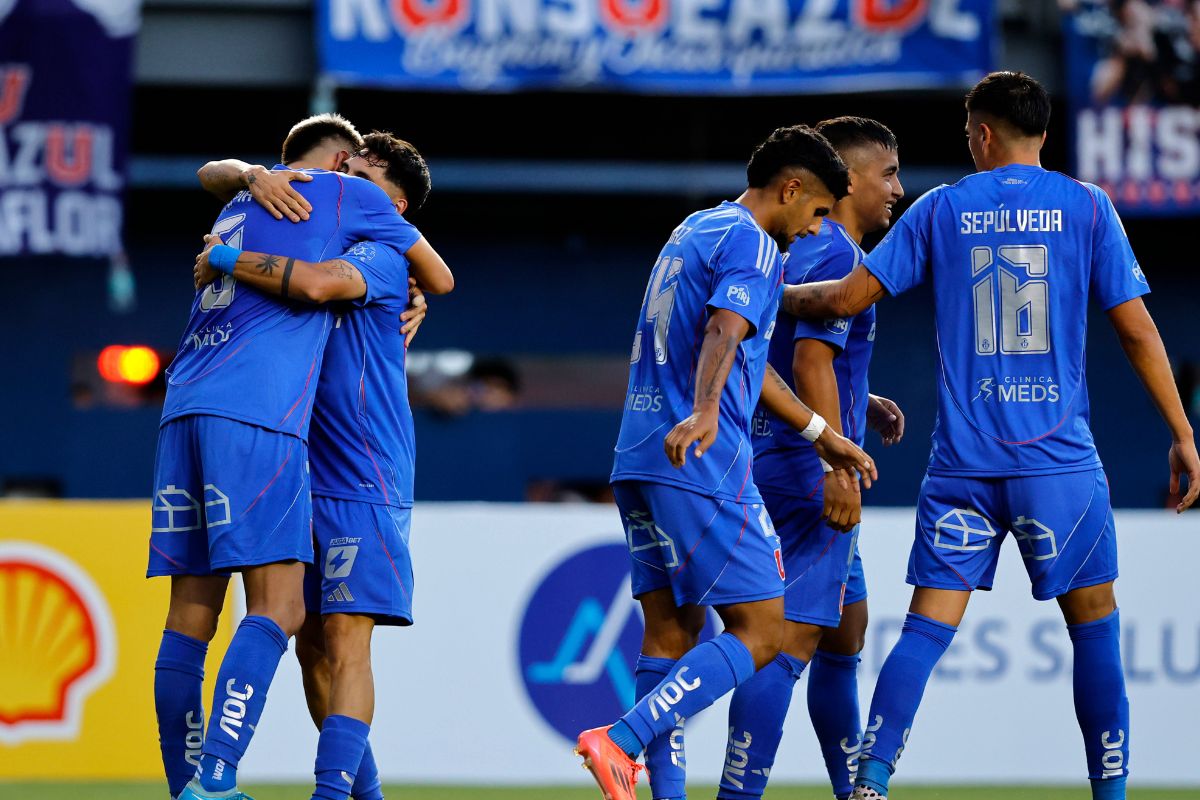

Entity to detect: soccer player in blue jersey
[779,73,1200,800]
[711,116,907,800]
[147,114,436,800]
[575,125,879,800]
[193,130,453,800]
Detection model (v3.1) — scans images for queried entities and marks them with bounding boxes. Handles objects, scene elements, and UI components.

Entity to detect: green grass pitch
[1,785,1197,800]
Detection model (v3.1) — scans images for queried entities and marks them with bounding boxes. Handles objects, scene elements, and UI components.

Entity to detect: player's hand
[1169,437,1200,512]
[823,468,861,533]
[812,428,877,489]
[867,393,905,446]
[241,165,313,223]
[400,279,427,348]
[664,409,719,468]
[193,233,223,290]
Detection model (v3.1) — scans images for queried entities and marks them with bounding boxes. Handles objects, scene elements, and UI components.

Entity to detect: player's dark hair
[965,71,1051,137]
[746,125,849,200]
[280,113,363,165]
[815,116,897,155]
[360,131,431,211]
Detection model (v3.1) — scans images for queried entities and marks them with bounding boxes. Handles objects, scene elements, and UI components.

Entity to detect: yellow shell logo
[0,542,115,743]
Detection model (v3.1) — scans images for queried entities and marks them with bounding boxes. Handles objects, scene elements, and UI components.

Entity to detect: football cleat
[178,779,255,800]
[575,725,643,800]
[850,786,887,800]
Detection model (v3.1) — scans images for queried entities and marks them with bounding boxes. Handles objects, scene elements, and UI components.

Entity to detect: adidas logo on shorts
[327,582,355,603]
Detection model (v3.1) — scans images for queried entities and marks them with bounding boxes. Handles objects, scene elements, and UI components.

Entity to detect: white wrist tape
[800,413,827,443]
[819,459,834,473]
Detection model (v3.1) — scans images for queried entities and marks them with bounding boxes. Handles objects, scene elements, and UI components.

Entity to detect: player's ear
[393,196,409,216]
[781,175,804,204]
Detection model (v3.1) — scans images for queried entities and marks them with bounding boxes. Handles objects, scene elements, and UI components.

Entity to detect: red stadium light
[97,345,161,385]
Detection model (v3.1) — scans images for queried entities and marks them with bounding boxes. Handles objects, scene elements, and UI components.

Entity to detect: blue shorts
[764,490,859,627]
[303,497,414,626]
[613,480,785,608]
[844,546,868,607]
[147,415,313,576]
[909,468,1117,601]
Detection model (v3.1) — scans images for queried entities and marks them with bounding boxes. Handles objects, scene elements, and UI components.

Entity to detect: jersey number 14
[631,255,684,365]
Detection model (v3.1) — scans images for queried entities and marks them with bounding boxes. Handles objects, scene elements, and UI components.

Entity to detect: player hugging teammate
[584,71,1198,800]
[148,114,453,800]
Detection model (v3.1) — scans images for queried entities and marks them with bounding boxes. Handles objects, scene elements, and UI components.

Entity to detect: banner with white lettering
[318,0,994,95]
[1065,0,1200,215]
[235,505,1198,786]
[0,0,139,257]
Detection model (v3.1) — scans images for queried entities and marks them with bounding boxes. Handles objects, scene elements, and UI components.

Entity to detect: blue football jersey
[864,164,1149,477]
[309,240,418,508]
[611,201,784,502]
[753,219,876,498]
[161,168,420,440]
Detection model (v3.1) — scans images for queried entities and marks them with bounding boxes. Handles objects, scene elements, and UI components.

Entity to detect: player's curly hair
[280,113,363,165]
[360,131,431,211]
[815,116,897,155]
[746,125,850,201]
[965,72,1051,138]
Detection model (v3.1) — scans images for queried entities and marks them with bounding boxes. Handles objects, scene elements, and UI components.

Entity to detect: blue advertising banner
[319,0,994,94]
[1064,0,1200,216]
[0,0,139,257]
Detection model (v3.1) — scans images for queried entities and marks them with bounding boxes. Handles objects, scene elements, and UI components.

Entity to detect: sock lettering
[648,666,701,722]
[668,714,686,769]
[722,728,753,790]
[218,679,254,740]
[1100,730,1126,778]
[860,714,882,756]
[184,710,204,767]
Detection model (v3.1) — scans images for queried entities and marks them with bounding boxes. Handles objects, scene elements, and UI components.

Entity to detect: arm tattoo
[281,257,295,299]
[698,335,736,404]
[325,260,359,282]
[254,253,280,276]
[246,173,257,186]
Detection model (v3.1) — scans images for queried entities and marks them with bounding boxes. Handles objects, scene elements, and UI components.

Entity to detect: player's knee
[164,607,220,643]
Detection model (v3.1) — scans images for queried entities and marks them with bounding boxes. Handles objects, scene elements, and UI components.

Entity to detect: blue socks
[617,633,758,759]
[1068,610,1129,797]
[312,715,371,800]
[352,741,384,800]
[718,652,807,800]
[197,615,290,792]
[807,649,863,800]
[858,613,957,794]
[635,655,686,800]
[154,629,209,798]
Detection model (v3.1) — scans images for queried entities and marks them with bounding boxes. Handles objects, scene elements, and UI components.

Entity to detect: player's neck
[827,209,864,244]
[733,190,777,237]
[983,148,1042,172]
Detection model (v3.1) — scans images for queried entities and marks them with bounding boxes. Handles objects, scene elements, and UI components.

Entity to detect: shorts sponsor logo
[825,317,850,334]
[934,508,997,552]
[517,542,716,742]
[325,545,359,579]
[1012,515,1058,561]
[0,543,116,744]
[727,284,751,306]
[152,484,230,533]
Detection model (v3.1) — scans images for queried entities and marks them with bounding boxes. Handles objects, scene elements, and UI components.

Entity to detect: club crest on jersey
[347,242,377,262]
[726,284,751,307]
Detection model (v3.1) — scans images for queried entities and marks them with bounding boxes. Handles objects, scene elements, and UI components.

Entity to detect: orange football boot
[575,725,643,800]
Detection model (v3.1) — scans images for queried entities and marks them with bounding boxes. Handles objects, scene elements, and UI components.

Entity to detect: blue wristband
[208,244,242,275]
